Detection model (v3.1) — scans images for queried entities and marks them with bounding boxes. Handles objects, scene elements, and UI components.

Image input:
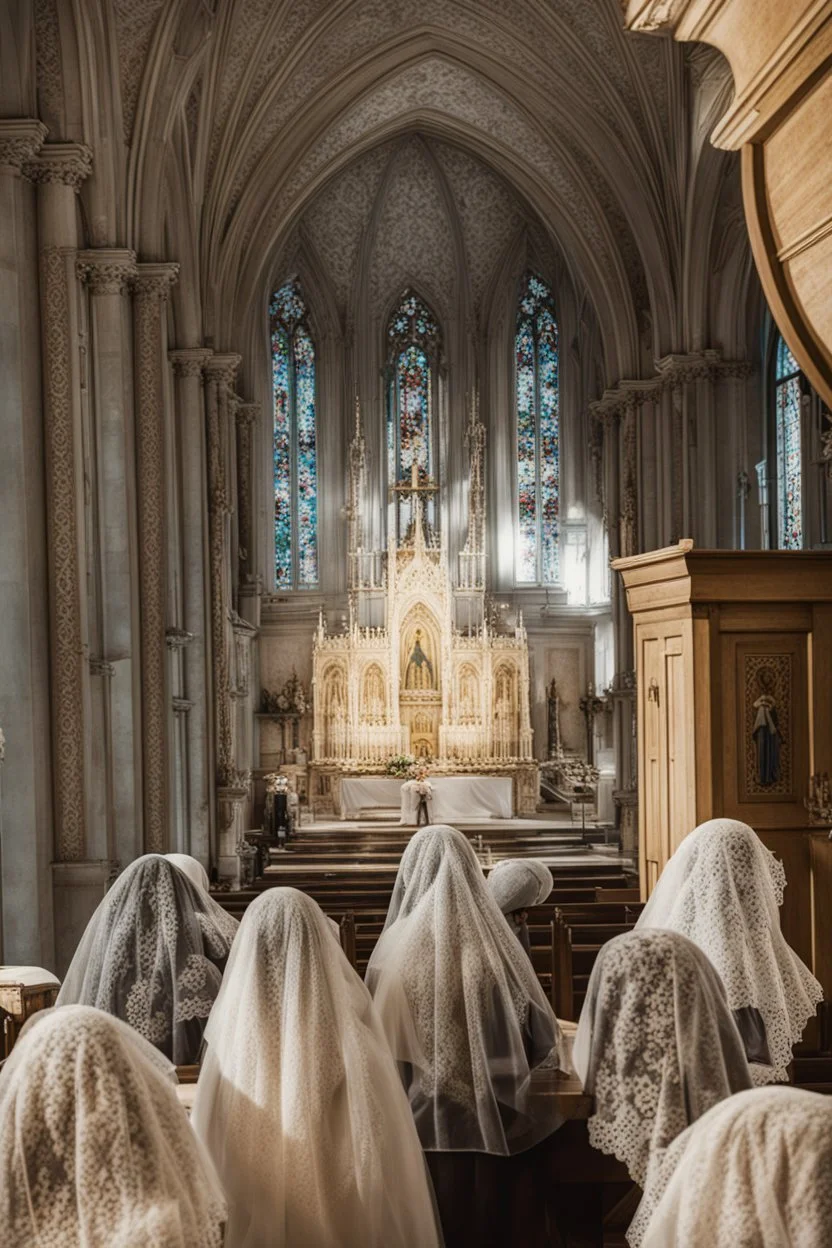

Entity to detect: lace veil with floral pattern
[0,1005,226,1248]
[573,928,751,1190]
[630,1086,832,1247]
[56,854,236,1063]
[636,818,823,1082]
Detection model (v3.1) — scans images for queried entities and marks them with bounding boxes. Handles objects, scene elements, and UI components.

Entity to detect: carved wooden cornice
[0,118,49,169]
[23,142,93,190]
[76,248,138,295]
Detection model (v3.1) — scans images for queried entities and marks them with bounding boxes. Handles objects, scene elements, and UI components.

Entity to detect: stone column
[24,142,115,972]
[133,263,180,853]
[204,354,244,879]
[169,348,213,868]
[75,248,140,868]
[235,402,259,590]
[0,121,54,964]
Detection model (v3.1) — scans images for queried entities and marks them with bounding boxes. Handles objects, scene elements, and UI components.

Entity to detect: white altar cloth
[340,775,513,821]
[340,777,403,819]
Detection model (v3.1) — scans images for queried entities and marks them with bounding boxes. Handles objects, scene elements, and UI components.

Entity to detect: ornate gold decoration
[133,262,179,852]
[41,246,86,860]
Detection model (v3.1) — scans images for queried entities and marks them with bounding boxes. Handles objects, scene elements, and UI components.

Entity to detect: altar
[309,397,539,816]
[339,775,514,822]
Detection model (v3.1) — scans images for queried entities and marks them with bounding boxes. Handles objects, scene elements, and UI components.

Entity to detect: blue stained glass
[387,291,439,535]
[774,335,802,550]
[269,280,318,587]
[515,272,559,583]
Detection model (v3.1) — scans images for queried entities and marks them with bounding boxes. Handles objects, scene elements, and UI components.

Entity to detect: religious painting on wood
[743,654,792,796]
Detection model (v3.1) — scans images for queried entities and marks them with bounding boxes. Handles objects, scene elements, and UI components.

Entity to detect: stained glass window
[774,335,802,550]
[515,272,559,583]
[270,280,318,587]
[387,290,440,537]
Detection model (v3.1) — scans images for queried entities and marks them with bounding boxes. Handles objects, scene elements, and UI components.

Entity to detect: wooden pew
[551,904,644,1021]
[0,969,60,1059]
[426,1070,634,1248]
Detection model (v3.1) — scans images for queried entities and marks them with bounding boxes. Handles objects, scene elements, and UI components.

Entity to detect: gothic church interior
[1,2,831,1245]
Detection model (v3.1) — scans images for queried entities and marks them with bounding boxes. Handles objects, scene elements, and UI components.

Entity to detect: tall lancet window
[386,290,440,538]
[515,272,560,584]
[773,334,803,550]
[270,279,318,588]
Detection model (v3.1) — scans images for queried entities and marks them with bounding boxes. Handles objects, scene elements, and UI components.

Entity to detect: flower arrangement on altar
[261,671,308,716]
[385,753,418,778]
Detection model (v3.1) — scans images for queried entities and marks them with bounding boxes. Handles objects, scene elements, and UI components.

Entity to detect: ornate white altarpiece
[310,398,538,815]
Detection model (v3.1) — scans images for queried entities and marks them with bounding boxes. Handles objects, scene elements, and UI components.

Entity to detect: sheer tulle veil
[191,887,443,1248]
[366,824,568,1155]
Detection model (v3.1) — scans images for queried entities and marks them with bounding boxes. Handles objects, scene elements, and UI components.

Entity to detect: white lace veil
[487,858,552,913]
[365,824,568,1155]
[164,852,210,893]
[191,887,443,1248]
[0,1005,226,1248]
[631,1087,832,1248]
[573,929,751,1189]
[56,854,237,1063]
[636,818,823,1081]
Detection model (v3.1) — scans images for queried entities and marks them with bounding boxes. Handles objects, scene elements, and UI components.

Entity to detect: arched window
[515,272,559,584]
[773,334,803,550]
[386,290,440,538]
[270,280,318,587]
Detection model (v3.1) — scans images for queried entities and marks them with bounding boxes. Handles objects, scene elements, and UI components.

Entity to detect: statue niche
[323,664,348,759]
[361,663,387,725]
[403,624,437,691]
[493,664,519,760]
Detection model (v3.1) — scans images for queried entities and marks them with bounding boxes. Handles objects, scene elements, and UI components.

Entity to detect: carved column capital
[169,347,212,378]
[235,401,260,427]
[134,261,179,301]
[89,657,116,677]
[0,119,49,170]
[76,248,138,294]
[23,142,93,190]
[204,353,242,388]
[165,627,194,650]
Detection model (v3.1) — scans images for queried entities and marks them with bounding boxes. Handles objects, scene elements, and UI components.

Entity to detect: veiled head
[487,858,552,913]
